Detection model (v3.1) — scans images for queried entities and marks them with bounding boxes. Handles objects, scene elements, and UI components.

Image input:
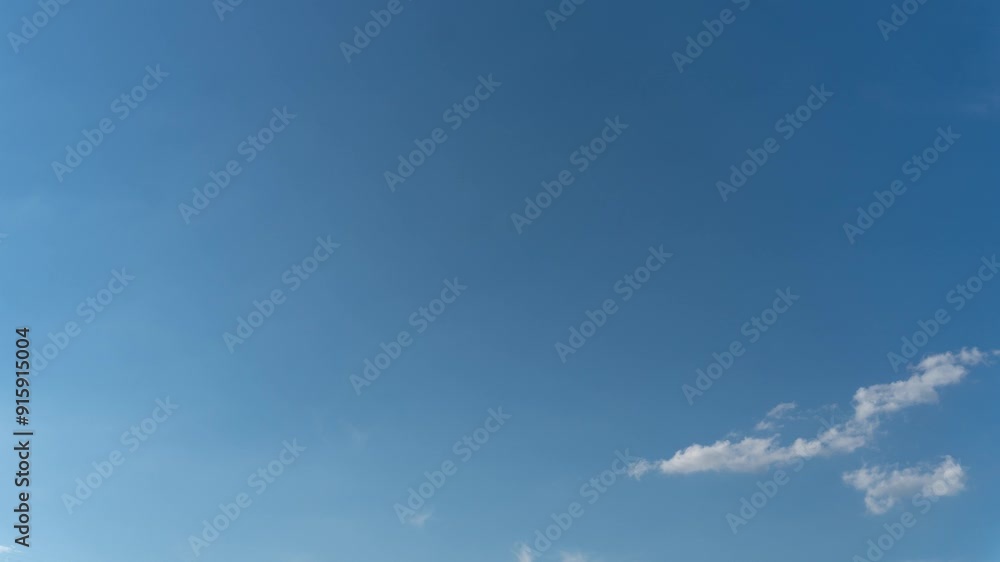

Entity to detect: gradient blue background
[1,0,998,561]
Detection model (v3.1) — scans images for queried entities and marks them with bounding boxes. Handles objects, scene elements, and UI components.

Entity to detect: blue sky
[2,0,999,561]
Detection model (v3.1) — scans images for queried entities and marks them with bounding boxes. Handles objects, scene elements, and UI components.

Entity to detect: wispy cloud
[853,348,987,421]
[754,402,797,431]
[630,349,993,477]
[843,456,966,514]
[408,510,432,528]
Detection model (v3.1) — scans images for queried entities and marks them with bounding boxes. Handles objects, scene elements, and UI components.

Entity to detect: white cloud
[560,553,589,562]
[0,546,12,553]
[755,402,797,430]
[514,544,535,562]
[631,349,992,477]
[408,510,432,527]
[843,456,966,514]
[853,348,989,421]
[629,420,867,476]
